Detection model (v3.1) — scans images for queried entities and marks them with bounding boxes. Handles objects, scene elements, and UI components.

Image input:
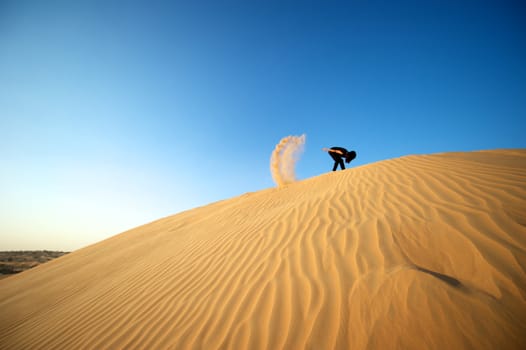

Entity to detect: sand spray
[270,134,306,187]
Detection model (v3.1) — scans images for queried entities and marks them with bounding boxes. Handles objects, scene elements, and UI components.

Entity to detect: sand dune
[1,149,526,349]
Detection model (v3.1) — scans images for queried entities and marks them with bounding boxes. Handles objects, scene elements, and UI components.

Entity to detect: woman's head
[345,150,356,163]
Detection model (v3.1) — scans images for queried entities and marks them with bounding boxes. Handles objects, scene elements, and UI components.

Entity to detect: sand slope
[1,149,526,349]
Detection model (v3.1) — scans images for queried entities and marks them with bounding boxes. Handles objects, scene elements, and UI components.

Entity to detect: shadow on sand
[415,266,462,288]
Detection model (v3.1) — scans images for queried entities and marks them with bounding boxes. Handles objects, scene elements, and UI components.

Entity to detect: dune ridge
[1,149,525,349]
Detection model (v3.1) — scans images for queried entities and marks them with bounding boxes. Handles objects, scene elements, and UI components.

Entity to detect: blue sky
[1,0,525,251]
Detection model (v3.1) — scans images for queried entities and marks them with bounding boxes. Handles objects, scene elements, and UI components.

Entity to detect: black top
[330,147,348,154]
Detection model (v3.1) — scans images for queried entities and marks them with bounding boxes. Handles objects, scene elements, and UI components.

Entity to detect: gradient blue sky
[1,0,525,251]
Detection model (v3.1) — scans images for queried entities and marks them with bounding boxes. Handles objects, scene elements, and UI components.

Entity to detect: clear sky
[1,0,525,251]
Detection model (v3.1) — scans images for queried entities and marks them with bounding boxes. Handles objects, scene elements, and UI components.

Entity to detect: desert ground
[1,149,525,349]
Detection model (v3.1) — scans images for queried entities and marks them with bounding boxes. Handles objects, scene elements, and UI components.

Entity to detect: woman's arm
[322,148,344,155]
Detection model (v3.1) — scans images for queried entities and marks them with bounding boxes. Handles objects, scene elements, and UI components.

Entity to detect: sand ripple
[1,149,525,349]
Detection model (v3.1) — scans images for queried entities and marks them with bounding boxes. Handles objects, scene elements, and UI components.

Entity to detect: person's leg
[339,159,345,170]
[330,153,340,171]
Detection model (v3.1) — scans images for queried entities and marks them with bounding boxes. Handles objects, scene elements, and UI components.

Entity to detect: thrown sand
[1,150,525,349]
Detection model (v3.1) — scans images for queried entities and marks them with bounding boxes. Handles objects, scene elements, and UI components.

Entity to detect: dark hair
[345,150,356,163]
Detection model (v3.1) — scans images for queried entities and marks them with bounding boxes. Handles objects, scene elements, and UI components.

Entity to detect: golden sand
[1,149,525,349]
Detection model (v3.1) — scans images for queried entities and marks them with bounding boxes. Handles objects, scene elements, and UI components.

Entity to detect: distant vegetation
[0,251,68,278]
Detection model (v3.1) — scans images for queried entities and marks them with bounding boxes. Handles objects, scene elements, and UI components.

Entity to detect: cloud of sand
[270,134,306,187]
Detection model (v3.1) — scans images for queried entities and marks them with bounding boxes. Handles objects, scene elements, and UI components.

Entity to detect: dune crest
[1,149,526,349]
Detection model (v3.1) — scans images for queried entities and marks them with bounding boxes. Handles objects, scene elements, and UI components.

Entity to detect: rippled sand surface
[1,149,525,349]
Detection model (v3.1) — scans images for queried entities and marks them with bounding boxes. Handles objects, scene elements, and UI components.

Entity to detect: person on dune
[323,147,357,171]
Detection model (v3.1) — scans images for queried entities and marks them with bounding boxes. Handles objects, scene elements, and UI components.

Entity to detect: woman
[323,147,357,171]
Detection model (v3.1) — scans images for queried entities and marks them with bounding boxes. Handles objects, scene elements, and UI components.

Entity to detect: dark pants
[330,153,345,171]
